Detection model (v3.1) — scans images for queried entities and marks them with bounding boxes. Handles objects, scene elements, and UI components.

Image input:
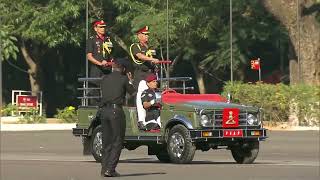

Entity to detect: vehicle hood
[163,100,259,112]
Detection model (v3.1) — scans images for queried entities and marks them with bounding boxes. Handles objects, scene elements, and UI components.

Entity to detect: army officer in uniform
[86,20,114,105]
[129,26,160,88]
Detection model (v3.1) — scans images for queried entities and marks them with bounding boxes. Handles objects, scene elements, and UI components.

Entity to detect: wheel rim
[169,132,185,158]
[93,131,103,158]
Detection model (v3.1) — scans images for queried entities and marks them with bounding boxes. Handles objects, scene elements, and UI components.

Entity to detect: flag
[251,59,260,70]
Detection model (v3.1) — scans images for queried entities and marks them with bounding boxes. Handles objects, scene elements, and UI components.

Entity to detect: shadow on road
[84,158,279,165]
[119,158,237,165]
[120,172,166,177]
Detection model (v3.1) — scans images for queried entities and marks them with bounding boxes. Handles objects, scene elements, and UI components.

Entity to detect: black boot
[102,170,120,177]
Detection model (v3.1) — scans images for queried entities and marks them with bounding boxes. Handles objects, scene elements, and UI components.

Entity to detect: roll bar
[77,76,194,106]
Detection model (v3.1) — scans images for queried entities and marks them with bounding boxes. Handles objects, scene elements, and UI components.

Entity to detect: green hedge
[54,106,77,123]
[222,81,320,126]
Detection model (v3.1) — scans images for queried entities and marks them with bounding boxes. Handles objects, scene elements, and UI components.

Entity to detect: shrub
[1,103,18,116]
[18,108,46,124]
[222,81,320,126]
[55,106,77,123]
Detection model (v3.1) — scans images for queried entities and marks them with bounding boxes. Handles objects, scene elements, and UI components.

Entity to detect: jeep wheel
[91,125,103,162]
[231,141,259,164]
[82,136,92,155]
[156,149,171,163]
[167,124,196,164]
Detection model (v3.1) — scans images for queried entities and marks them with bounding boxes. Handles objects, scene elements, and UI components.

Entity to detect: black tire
[156,149,171,163]
[82,136,92,155]
[231,141,259,164]
[91,125,103,162]
[167,124,196,164]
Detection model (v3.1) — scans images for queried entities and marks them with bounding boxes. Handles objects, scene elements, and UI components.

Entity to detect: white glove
[150,99,155,105]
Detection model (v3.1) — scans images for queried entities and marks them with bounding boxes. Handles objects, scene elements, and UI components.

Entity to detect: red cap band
[93,20,106,27]
[136,26,150,34]
[145,74,157,82]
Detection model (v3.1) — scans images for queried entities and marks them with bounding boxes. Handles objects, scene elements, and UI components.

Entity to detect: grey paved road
[1,130,319,180]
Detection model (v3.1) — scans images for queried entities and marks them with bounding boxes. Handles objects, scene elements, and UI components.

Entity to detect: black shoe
[101,169,106,177]
[103,170,120,177]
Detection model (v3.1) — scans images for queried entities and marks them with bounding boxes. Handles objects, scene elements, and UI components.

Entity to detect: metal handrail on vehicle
[78,76,194,106]
[78,77,102,106]
[163,87,194,92]
[159,77,193,94]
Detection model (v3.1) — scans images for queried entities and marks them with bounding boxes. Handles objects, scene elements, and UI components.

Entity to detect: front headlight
[200,114,211,127]
[247,114,260,125]
[198,109,212,127]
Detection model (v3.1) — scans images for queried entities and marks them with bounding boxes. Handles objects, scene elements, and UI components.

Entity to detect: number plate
[223,130,243,137]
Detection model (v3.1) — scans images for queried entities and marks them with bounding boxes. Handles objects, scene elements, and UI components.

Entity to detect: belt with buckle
[103,103,122,108]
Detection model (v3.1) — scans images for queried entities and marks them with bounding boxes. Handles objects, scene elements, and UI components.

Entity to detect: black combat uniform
[130,43,155,88]
[99,59,135,176]
[141,88,161,130]
[86,35,113,105]
[86,35,113,77]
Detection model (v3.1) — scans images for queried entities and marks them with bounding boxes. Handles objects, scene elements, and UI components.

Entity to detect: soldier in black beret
[99,57,136,177]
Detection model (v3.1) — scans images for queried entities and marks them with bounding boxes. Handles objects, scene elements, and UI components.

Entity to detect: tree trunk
[191,61,206,94]
[288,41,300,84]
[261,0,320,85]
[20,40,41,94]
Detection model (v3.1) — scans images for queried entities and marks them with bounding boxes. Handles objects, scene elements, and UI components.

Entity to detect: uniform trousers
[100,105,126,172]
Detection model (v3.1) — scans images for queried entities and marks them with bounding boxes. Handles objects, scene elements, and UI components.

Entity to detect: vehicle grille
[210,110,254,129]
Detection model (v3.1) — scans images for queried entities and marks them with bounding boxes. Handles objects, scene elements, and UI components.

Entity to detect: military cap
[145,74,157,82]
[93,20,106,27]
[136,26,150,34]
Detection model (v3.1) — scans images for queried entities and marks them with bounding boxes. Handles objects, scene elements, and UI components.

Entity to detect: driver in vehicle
[140,74,161,131]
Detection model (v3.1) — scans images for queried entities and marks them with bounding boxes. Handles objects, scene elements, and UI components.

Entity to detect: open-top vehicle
[72,69,268,164]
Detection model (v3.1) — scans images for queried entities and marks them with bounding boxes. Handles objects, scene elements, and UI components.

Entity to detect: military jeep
[72,77,268,164]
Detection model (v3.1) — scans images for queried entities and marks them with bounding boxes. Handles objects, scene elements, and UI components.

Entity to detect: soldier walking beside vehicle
[99,58,135,177]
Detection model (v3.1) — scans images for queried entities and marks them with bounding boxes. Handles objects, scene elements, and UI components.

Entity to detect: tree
[0,0,86,93]
[113,0,291,93]
[113,0,231,93]
[261,0,320,85]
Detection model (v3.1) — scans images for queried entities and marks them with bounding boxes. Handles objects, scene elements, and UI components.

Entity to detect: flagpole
[166,0,170,88]
[230,0,233,83]
[0,20,2,113]
[85,0,89,106]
